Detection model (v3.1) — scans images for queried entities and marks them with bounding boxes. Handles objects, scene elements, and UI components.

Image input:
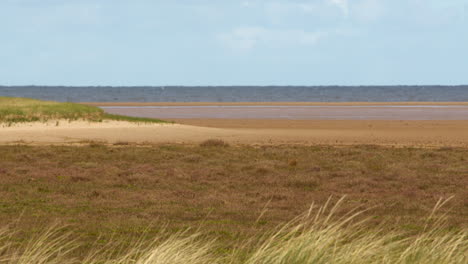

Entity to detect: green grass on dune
[102,113,168,123]
[0,97,166,123]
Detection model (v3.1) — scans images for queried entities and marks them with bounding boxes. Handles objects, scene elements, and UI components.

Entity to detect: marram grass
[0,198,465,264]
[0,97,166,123]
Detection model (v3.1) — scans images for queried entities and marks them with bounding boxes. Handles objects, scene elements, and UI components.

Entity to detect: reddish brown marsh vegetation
[0,144,466,255]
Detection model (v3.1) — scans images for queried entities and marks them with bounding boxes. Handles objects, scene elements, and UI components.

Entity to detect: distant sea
[1,86,468,102]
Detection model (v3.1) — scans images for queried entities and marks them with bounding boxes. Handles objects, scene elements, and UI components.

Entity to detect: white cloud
[407,0,466,26]
[351,0,383,22]
[218,26,324,52]
[241,1,253,8]
[265,1,318,14]
[261,1,347,25]
[260,2,315,24]
[234,1,361,23]
[328,0,349,16]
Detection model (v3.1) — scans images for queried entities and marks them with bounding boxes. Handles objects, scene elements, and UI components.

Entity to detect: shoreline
[169,119,468,129]
[2,101,467,147]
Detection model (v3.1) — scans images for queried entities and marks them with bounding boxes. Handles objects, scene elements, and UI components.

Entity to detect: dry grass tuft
[239,197,467,264]
[199,139,230,148]
[288,159,298,167]
[0,224,77,264]
[0,198,466,264]
[113,141,130,146]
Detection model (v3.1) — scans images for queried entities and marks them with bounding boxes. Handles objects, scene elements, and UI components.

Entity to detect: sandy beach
[0,102,467,146]
[1,118,468,147]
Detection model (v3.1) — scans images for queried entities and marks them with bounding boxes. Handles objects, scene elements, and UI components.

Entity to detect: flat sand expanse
[1,119,468,147]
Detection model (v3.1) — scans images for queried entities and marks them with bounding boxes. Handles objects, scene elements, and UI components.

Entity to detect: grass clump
[0,198,465,263]
[240,197,467,264]
[200,139,230,148]
[0,97,166,124]
[102,113,168,124]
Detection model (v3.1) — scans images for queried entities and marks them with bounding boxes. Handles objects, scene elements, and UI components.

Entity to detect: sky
[0,0,467,86]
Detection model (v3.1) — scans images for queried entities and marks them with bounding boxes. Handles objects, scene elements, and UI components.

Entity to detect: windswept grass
[239,197,467,264]
[0,198,465,264]
[0,97,166,123]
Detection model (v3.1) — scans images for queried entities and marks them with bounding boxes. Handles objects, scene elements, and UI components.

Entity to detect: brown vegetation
[199,139,230,148]
[0,144,466,258]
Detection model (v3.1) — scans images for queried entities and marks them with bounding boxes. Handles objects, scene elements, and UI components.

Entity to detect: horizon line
[1,84,468,88]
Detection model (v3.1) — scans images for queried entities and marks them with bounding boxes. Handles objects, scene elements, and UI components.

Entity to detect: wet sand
[99,105,468,120]
[84,102,468,106]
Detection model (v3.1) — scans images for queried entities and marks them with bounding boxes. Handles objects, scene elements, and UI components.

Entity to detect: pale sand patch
[0,121,221,145]
[1,119,468,147]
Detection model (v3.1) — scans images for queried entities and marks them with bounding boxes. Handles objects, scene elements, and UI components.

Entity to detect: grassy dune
[0,97,166,123]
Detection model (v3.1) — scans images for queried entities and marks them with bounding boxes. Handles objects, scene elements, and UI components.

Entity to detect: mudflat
[98,104,468,120]
[84,102,468,106]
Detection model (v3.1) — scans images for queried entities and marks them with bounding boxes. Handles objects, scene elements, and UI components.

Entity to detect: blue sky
[1,0,467,86]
